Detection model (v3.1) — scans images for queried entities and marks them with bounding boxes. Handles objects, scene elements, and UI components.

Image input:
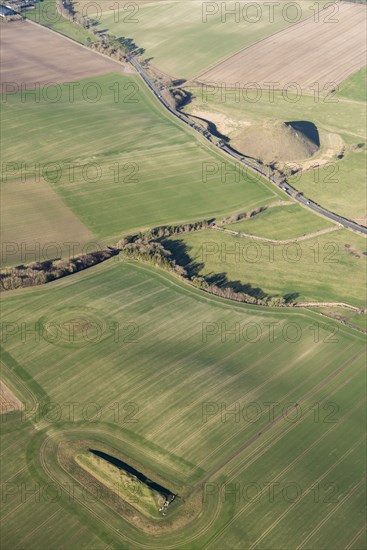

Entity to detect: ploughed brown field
[0,20,127,87]
[196,2,367,93]
[0,380,22,414]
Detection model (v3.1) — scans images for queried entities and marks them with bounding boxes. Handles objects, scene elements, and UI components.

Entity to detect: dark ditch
[90,449,176,509]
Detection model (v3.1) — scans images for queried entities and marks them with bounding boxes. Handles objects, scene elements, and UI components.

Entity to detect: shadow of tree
[162,239,204,278]
[116,37,145,57]
[163,239,300,303]
[283,292,300,303]
[205,272,267,300]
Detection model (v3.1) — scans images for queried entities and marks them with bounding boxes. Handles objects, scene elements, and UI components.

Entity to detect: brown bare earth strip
[0,20,128,87]
[0,380,22,413]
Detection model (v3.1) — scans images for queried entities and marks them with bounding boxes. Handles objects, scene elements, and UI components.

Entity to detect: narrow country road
[129,56,367,237]
[18,17,367,237]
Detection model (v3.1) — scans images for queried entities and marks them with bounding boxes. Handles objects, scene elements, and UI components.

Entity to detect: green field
[185,79,367,223]
[1,260,365,548]
[168,228,367,307]
[310,307,367,332]
[1,72,283,258]
[338,66,367,102]
[96,0,328,80]
[24,0,97,44]
[290,136,367,226]
[1,12,366,548]
[0,179,95,266]
[224,204,334,240]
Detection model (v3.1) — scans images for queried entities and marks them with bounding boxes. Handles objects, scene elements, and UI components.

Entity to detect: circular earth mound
[231,120,320,162]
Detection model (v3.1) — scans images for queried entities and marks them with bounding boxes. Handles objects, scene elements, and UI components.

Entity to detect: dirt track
[197,3,367,92]
[0,20,126,87]
[212,224,342,243]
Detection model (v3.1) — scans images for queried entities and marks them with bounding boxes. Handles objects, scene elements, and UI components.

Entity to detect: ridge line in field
[189,8,326,84]
[24,18,130,72]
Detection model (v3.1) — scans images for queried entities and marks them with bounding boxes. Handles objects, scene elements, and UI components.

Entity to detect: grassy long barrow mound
[1,72,281,265]
[97,0,329,80]
[197,3,367,92]
[167,228,367,308]
[1,260,365,547]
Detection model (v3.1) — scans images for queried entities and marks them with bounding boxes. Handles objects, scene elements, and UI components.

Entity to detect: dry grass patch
[1,179,95,266]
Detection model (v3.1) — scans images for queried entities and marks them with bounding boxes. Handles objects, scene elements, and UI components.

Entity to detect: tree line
[1,218,288,307]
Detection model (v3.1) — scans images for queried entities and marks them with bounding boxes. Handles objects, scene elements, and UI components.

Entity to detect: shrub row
[1,217,287,306]
[0,250,118,291]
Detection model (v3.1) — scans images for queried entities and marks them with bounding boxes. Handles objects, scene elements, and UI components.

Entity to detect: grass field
[290,139,367,226]
[0,179,95,266]
[1,72,282,260]
[310,307,367,332]
[338,66,367,102]
[24,0,96,44]
[1,260,365,548]
[1,8,366,548]
[185,79,367,223]
[169,228,367,307]
[223,204,334,240]
[97,0,329,80]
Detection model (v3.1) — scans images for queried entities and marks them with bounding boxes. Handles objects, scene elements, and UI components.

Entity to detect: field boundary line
[190,6,329,84]
[211,224,342,243]
[2,257,365,337]
[25,19,129,74]
[127,261,367,333]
